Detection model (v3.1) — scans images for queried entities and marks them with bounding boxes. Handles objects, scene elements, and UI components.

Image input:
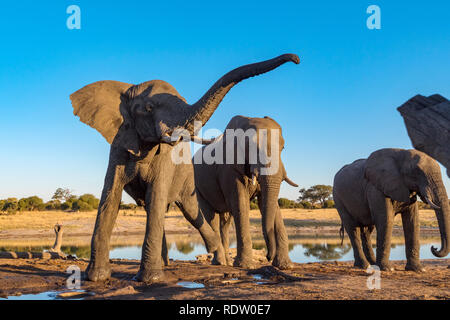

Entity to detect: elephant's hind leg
[220,213,233,266]
[335,200,370,269]
[177,188,226,265]
[361,226,376,265]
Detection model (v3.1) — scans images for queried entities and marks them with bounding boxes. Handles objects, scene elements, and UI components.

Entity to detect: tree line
[0,188,137,214]
[1,185,439,214]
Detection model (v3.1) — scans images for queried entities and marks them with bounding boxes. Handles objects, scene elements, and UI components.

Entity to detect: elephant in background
[333,148,449,272]
[70,54,300,282]
[397,94,450,178]
[193,115,298,269]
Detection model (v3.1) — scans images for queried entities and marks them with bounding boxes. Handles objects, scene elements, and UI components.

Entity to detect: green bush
[44,200,61,211]
[278,198,301,209]
[17,196,44,211]
[120,203,137,210]
[250,198,259,210]
[322,200,335,208]
[299,201,313,209]
[72,200,93,212]
[78,194,100,209]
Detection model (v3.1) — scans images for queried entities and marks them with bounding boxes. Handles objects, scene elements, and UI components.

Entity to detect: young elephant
[193,116,298,269]
[333,148,450,272]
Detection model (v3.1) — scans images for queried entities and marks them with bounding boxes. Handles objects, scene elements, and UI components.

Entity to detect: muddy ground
[0,255,448,300]
[0,209,448,300]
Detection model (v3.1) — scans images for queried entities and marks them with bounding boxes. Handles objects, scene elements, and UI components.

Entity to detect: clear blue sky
[0,1,449,202]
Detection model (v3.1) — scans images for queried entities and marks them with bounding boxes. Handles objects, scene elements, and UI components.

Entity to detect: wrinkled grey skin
[398,94,450,178]
[333,148,450,272]
[193,116,298,269]
[70,54,300,282]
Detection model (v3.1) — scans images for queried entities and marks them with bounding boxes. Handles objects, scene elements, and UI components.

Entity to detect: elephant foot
[272,255,293,270]
[233,257,255,269]
[211,246,227,266]
[85,262,111,282]
[353,260,370,270]
[134,268,166,284]
[376,262,394,272]
[405,263,426,272]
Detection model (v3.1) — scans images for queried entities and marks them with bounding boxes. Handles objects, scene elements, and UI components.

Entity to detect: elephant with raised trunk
[193,115,298,269]
[70,54,300,282]
[333,148,449,272]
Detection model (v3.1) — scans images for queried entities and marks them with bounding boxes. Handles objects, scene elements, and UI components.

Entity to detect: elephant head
[365,148,450,258]
[70,54,300,156]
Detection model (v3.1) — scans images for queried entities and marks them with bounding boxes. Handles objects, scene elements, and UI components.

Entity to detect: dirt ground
[0,208,448,300]
[0,256,448,300]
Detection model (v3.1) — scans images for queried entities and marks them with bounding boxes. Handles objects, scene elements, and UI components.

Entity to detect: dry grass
[0,208,439,238]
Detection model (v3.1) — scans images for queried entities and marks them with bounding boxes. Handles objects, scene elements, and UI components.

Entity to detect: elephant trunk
[259,177,282,262]
[421,176,450,258]
[185,54,300,134]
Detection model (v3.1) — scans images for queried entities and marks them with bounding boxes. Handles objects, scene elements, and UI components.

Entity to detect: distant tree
[72,200,93,212]
[52,188,74,203]
[323,200,335,208]
[3,198,19,214]
[298,185,333,207]
[44,200,62,211]
[250,198,259,210]
[61,196,77,211]
[299,201,313,209]
[120,202,138,210]
[18,196,44,211]
[278,198,301,209]
[0,200,5,211]
[78,194,100,209]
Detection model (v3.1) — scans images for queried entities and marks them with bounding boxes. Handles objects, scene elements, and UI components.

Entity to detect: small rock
[101,286,137,298]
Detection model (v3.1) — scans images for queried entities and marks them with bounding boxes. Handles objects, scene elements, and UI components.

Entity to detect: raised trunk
[259,179,281,262]
[185,54,300,133]
[422,177,450,258]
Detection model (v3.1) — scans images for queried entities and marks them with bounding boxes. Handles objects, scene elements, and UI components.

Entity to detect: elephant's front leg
[136,187,168,283]
[369,193,395,271]
[402,205,425,272]
[86,154,128,281]
[272,207,293,270]
[228,185,253,268]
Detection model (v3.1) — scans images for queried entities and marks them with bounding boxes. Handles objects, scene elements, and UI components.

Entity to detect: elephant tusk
[284,177,298,187]
[191,134,223,145]
[422,195,441,210]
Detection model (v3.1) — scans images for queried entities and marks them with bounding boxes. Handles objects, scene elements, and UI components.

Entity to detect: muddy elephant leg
[86,153,128,282]
[361,226,376,265]
[402,205,425,272]
[220,213,233,266]
[178,186,225,265]
[272,207,293,270]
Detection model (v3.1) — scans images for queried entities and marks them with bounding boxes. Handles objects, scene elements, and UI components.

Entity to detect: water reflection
[303,244,352,260]
[0,238,441,263]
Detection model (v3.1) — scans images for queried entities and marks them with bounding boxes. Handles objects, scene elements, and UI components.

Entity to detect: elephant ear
[70,80,140,155]
[364,150,411,203]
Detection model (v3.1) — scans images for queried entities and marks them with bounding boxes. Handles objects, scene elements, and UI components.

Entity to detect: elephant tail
[339,224,345,246]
